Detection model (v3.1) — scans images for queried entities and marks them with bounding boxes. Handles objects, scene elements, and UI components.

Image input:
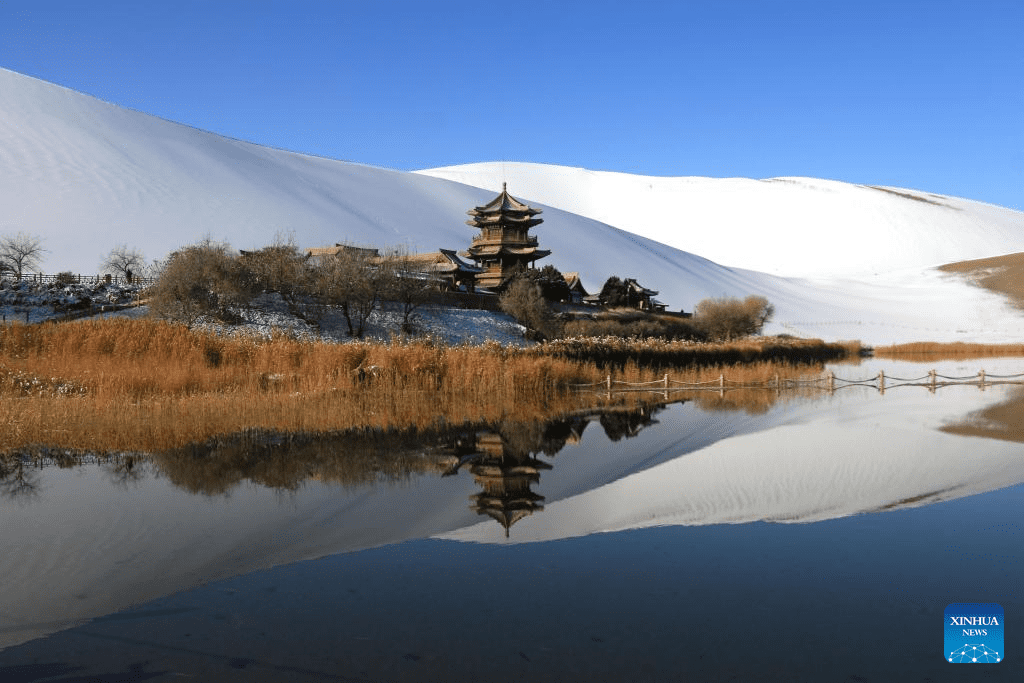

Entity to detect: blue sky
[2,0,1022,210]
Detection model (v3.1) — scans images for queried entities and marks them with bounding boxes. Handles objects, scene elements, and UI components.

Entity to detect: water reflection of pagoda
[435,406,668,537]
[467,433,550,537]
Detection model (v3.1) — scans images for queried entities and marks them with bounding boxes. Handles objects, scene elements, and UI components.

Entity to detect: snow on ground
[3,67,1024,345]
[194,293,529,346]
[1,277,144,324]
[1,277,528,346]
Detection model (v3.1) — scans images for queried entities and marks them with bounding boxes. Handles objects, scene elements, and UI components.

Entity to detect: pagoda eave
[465,218,543,229]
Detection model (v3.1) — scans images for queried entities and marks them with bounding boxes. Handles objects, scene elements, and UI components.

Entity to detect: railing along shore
[575,369,1024,396]
[11,273,156,287]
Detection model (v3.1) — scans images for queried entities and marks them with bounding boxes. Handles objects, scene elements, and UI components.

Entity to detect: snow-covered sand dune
[3,67,1024,344]
[419,162,1024,278]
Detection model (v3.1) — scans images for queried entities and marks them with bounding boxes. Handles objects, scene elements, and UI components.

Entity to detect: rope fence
[11,273,156,287]
[573,369,1024,396]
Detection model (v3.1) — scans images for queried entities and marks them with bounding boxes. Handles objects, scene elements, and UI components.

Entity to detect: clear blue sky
[2,0,1022,210]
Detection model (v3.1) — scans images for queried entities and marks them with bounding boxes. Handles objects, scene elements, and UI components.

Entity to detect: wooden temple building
[306,244,481,291]
[464,183,550,290]
[391,249,482,291]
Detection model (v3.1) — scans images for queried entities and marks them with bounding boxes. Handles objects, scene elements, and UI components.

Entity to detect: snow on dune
[2,68,1024,344]
[418,162,1024,278]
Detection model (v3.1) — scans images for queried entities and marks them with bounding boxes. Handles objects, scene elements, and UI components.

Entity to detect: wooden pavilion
[464,183,550,290]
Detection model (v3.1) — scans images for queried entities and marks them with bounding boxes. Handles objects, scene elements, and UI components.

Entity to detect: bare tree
[100,244,146,283]
[385,247,435,333]
[241,237,322,327]
[0,232,47,279]
[312,247,393,338]
[0,457,41,501]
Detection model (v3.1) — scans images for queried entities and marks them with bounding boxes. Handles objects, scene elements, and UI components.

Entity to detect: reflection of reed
[0,402,671,502]
[875,341,1024,360]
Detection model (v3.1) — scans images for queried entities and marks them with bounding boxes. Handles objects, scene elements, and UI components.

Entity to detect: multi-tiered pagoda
[465,183,550,289]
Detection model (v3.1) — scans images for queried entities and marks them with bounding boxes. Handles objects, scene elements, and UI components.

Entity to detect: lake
[2,358,1023,681]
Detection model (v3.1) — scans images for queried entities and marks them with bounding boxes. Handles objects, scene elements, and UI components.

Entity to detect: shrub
[561,315,702,341]
[147,240,254,327]
[500,279,562,340]
[241,239,324,327]
[503,264,571,303]
[54,272,78,287]
[694,295,774,341]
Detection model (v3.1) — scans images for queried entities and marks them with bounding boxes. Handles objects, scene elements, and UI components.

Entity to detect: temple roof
[396,249,482,274]
[466,183,543,229]
[563,272,589,295]
[466,244,551,260]
[468,182,542,216]
[625,278,659,296]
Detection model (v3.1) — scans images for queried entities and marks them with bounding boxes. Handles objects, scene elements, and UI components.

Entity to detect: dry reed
[0,318,835,454]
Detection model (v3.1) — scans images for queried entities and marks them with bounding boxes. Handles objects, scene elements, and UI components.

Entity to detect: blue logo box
[945,603,1003,663]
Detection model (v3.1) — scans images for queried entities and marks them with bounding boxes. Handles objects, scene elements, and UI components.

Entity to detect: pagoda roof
[465,214,543,229]
[467,245,551,259]
[467,182,542,218]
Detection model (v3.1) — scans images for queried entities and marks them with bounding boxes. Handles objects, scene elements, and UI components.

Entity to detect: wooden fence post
[827,371,834,393]
[606,374,612,391]
[878,369,885,394]
[663,373,669,389]
[929,369,936,392]
[979,369,986,390]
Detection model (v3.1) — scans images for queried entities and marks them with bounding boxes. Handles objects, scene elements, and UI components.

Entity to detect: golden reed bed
[1,318,844,454]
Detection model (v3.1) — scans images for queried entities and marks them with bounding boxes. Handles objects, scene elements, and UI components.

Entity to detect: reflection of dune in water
[2,384,1020,650]
[443,386,1024,544]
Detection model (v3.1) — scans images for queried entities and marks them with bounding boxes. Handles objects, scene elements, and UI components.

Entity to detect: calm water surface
[2,358,1023,681]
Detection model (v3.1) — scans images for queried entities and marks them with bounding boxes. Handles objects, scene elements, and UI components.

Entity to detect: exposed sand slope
[940,251,1024,309]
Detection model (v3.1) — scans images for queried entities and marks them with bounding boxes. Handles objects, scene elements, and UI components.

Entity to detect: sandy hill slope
[2,67,1024,344]
[418,162,1024,278]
